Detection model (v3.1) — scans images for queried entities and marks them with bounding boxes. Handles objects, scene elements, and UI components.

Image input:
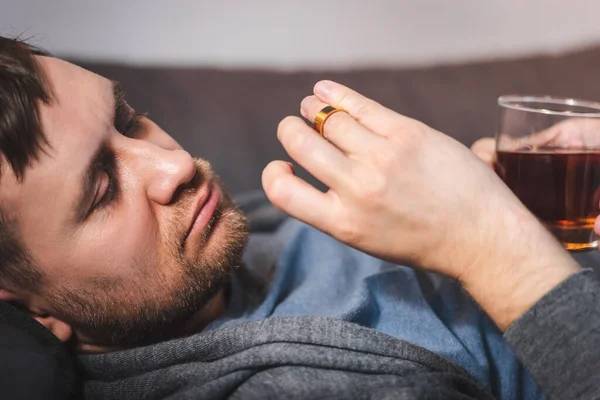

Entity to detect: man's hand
[471,137,496,168]
[263,81,580,329]
[472,117,600,237]
[264,81,544,277]
[472,118,600,168]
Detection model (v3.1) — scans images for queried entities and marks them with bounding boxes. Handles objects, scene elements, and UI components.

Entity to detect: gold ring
[313,105,348,136]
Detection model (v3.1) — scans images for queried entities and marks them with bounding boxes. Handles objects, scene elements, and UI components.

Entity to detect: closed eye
[113,82,146,138]
[92,173,115,211]
[88,147,120,216]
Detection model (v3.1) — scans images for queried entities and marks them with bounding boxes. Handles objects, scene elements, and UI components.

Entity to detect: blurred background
[2,0,600,194]
[3,0,600,69]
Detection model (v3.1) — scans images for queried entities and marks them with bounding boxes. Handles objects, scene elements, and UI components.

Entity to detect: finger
[300,95,385,155]
[532,118,600,148]
[312,80,412,136]
[262,160,336,231]
[500,118,600,151]
[470,137,496,168]
[277,116,356,190]
[501,124,562,151]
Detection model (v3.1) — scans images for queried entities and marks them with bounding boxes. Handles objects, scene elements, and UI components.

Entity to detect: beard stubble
[46,159,250,349]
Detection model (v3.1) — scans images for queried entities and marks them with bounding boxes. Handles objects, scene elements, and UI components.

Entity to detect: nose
[122,140,197,205]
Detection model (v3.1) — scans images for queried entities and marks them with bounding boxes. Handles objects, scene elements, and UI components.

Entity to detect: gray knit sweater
[79,270,600,399]
[80,196,600,399]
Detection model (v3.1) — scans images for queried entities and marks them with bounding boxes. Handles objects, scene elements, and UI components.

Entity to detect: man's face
[0,57,248,348]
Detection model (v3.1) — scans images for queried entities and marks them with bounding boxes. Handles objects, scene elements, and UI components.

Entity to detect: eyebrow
[113,81,126,114]
[73,143,109,222]
[72,81,122,222]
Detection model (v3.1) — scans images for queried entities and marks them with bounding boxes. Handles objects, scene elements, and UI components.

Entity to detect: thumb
[471,138,496,168]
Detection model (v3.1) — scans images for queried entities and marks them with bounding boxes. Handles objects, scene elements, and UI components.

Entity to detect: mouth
[183,180,220,247]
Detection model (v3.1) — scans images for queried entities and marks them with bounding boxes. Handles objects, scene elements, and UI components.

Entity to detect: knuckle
[323,113,348,138]
[278,118,311,153]
[336,218,364,244]
[371,146,397,171]
[348,168,388,201]
[409,121,429,140]
[266,176,292,207]
[352,100,377,120]
[391,120,428,149]
[286,128,310,154]
[360,174,388,199]
[335,90,350,108]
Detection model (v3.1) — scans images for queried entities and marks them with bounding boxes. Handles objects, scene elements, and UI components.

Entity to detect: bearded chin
[49,200,249,349]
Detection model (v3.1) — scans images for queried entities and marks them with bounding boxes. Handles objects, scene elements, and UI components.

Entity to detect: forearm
[458,204,580,331]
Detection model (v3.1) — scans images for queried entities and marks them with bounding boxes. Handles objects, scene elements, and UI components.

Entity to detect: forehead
[36,56,113,146]
[38,55,108,95]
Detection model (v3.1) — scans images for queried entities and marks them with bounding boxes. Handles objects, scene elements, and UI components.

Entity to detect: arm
[504,269,600,399]
[470,132,600,398]
[263,80,590,396]
[263,80,579,329]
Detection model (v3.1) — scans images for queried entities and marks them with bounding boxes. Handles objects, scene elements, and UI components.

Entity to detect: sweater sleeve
[504,269,600,399]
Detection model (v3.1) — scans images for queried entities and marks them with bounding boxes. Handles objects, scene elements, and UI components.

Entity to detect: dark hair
[0,36,53,291]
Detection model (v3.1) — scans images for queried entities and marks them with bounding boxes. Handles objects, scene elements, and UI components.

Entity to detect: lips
[184,181,220,246]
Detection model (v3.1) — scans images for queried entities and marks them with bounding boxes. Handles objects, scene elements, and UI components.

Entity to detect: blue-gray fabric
[205,218,544,400]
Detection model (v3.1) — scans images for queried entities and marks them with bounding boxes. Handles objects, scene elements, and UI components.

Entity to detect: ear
[0,288,14,301]
[0,288,73,343]
[32,314,73,343]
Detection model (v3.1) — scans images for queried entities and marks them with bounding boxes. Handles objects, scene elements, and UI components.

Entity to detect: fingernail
[314,80,333,98]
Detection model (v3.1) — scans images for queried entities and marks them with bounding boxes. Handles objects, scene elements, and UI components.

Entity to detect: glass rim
[498,95,600,118]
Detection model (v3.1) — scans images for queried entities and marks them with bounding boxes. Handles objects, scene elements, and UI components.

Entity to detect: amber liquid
[495,149,600,250]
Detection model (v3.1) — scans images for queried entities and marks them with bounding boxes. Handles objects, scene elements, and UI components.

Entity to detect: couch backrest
[79,46,600,194]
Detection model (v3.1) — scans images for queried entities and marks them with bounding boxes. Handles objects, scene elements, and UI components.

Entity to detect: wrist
[457,204,580,331]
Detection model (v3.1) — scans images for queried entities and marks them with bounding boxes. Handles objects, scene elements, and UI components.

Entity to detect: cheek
[57,211,161,283]
[94,211,162,274]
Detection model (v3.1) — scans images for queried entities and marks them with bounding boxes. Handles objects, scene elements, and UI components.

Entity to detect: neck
[176,286,230,337]
[76,287,230,354]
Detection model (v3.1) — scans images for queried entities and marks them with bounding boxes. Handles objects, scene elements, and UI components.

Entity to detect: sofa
[3,45,600,399]
[80,45,600,196]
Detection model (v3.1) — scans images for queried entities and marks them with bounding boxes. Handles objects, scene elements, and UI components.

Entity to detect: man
[0,36,597,399]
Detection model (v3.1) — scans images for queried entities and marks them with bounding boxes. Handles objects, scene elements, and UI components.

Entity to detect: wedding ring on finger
[313,105,349,137]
